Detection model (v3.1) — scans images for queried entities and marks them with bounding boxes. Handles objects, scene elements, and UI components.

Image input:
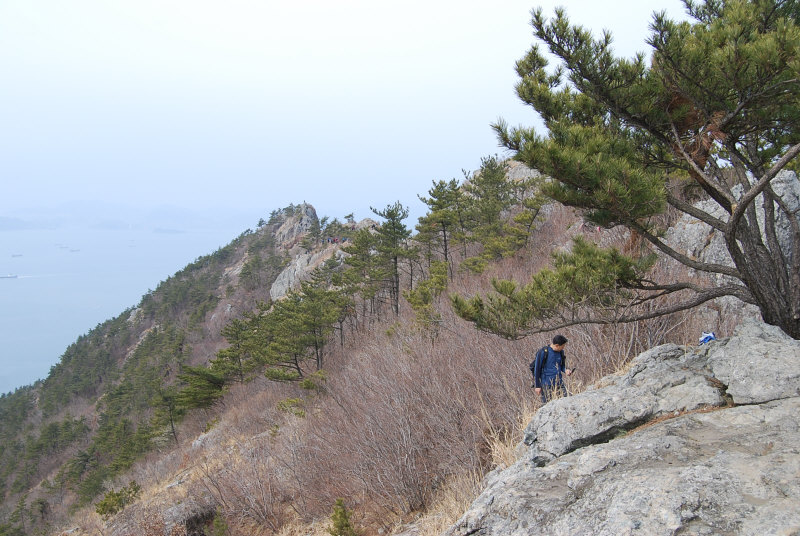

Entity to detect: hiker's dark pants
[540,378,566,404]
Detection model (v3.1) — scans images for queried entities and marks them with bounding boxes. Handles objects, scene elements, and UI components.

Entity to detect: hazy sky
[0,0,689,226]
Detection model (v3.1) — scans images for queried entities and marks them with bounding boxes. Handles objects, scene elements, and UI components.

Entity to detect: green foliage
[322,216,358,241]
[342,228,386,302]
[177,366,227,410]
[211,308,268,383]
[38,312,132,416]
[247,263,352,382]
[452,238,654,339]
[370,201,415,315]
[204,417,220,433]
[460,156,545,272]
[276,398,306,418]
[404,261,449,337]
[299,370,327,391]
[210,513,229,536]
[0,207,297,521]
[151,385,184,444]
[328,498,359,536]
[417,178,464,267]
[460,0,800,338]
[208,258,350,389]
[0,523,25,536]
[94,480,141,520]
[239,255,264,290]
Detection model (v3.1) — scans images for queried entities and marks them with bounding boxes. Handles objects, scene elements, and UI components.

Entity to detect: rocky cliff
[445,319,800,536]
[267,207,378,301]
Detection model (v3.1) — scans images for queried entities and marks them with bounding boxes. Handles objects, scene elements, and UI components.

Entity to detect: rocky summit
[444,320,800,536]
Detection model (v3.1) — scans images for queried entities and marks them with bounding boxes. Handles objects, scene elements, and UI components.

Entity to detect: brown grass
[83,202,753,536]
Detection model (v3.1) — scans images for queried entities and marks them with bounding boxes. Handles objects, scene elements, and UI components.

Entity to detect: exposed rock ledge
[444,319,800,536]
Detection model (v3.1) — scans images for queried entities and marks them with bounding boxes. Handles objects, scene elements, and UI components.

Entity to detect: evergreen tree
[328,499,359,536]
[371,201,414,315]
[460,156,543,273]
[342,228,386,316]
[176,366,226,410]
[456,0,800,339]
[262,291,314,381]
[417,178,463,277]
[298,266,352,368]
[404,260,449,339]
[211,308,266,383]
[151,386,183,444]
[262,265,350,381]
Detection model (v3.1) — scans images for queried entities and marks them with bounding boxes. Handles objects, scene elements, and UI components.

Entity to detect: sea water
[0,223,249,395]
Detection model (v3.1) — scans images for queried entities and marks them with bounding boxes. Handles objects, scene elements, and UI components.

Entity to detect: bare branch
[669,123,736,212]
[665,192,727,231]
[500,283,754,337]
[730,142,800,233]
[628,221,741,278]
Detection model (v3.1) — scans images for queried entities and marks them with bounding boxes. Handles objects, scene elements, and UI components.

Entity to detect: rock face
[444,320,800,536]
[269,212,379,300]
[664,170,800,276]
[273,203,318,247]
[269,248,343,301]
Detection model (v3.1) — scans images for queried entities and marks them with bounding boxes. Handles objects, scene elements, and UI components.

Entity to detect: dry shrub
[197,441,291,533]
[413,470,482,536]
[59,507,107,536]
[479,389,537,471]
[274,519,332,536]
[98,199,759,536]
[275,309,540,531]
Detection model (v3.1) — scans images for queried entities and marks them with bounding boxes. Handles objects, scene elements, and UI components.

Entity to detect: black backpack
[529,345,549,383]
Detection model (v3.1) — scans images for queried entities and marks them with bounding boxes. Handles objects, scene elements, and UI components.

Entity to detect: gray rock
[664,170,800,277]
[522,343,723,463]
[705,319,800,404]
[273,203,318,246]
[269,247,341,301]
[445,320,800,536]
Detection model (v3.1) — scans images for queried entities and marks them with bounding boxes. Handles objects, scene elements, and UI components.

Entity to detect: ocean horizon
[0,212,260,395]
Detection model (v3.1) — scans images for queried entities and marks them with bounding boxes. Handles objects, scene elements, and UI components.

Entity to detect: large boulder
[445,319,800,536]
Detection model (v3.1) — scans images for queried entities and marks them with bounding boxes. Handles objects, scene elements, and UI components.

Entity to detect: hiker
[530,334,574,403]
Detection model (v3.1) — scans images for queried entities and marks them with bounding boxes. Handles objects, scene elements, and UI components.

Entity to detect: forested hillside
[0,207,294,534]
[2,1,798,533]
[0,155,741,536]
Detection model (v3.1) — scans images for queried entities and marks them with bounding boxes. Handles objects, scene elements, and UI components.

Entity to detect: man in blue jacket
[530,334,573,403]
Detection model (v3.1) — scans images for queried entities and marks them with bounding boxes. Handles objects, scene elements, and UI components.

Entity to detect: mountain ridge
[2,166,796,536]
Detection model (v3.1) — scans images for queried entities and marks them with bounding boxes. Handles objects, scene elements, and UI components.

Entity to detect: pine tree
[459,156,543,273]
[342,228,387,317]
[417,178,463,276]
[211,308,266,383]
[371,201,414,315]
[176,366,226,410]
[456,0,800,339]
[328,499,358,536]
[151,386,183,444]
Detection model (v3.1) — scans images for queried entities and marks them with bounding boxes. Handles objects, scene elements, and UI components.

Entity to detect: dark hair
[552,334,568,345]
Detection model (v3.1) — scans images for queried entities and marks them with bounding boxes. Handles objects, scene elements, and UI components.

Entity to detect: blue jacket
[530,345,566,389]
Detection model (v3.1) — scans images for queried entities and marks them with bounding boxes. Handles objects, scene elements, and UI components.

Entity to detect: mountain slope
[0,204,325,533]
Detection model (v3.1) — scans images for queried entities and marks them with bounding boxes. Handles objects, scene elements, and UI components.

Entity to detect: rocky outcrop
[445,319,800,536]
[269,247,344,301]
[269,214,379,300]
[273,203,318,248]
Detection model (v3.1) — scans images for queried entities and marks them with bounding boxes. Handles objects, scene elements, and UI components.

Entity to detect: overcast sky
[0,1,688,227]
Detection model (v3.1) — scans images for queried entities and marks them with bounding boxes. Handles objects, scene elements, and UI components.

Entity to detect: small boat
[1,274,18,279]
